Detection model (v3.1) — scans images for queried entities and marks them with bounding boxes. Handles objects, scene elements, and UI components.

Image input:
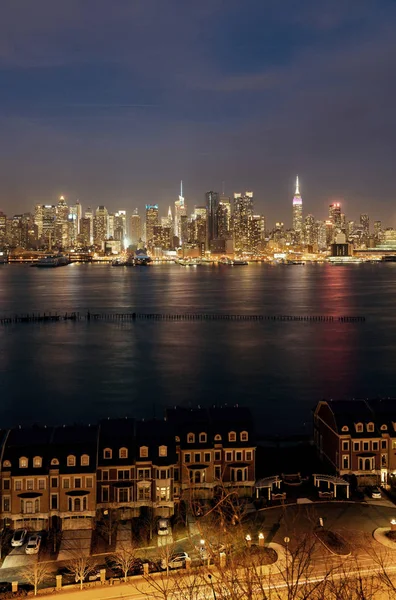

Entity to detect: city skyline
[0,1,396,223]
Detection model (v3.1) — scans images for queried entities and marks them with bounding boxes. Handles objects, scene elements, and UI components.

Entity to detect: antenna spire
[180,180,183,198]
[295,175,300,195]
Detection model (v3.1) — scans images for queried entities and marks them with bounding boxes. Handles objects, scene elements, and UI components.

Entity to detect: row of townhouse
[0,406,255,531]
[314,399,396,485]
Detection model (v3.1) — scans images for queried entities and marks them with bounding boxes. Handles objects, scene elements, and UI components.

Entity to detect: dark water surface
[0,263,395,435]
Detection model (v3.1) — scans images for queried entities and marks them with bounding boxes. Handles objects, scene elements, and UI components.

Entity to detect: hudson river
[1,263,395,436]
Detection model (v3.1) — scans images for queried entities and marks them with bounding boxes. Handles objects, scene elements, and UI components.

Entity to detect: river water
[0,263,395,435]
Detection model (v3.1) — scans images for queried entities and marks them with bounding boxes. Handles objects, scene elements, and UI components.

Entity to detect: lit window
[3,460,11,468]
[67,455,76,467]
[175,436,180,442]
[140,446,148,458]
[103,448,112,459]
[381,424,388,431]
[81,455,90,466]
[228,432,236,442]
[240,431,248,442]
[199,433,207,443]
[214,434,222,441]
[341,426,349,432]
[159,445,167,457]
[19,457,28,469]
[33,456,42,468]
[187,433,195,444]
[342,441,349,451]
[355,423,363,433]
[367,422,375,432]
[246,451,253,461]
[119,447,128,459]
[51,458,59,466]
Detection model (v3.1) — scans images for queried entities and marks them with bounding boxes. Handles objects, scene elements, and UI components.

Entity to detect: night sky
[1,0,396,227]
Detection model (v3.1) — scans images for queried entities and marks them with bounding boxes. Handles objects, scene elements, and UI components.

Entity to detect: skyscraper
[329,203,342,228]
[360,213,369,246]
[205,191,219,248]
[233,191,254,253]
[145,204,159,248]
[174,181,186,241]
[130,209,141,246]
[292,176,303,240]
[94,206,109,247]
[84,207,94,244]
[56,196,69,248]
[42,205,56,247]
[216,195,231,240]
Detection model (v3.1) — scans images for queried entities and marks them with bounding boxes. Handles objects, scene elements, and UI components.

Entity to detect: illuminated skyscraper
[56,196,69,248]
[84,207,94,244]
[217,196,231,240]
[233,191,254,252]
[145,204,159,248]
[34,204,43,238]
[42,205,56,246]
[304,214,316,246]
[205,191,219,248]
[329,203,342,228]
[174,181,186,241]
[292,176,303,240]
[0,211,6,247]
[130,209,141,246]
[360,213,369,246]
[94,206,109,246]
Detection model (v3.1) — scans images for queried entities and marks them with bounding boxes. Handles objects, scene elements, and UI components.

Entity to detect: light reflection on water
[0,263,396,435]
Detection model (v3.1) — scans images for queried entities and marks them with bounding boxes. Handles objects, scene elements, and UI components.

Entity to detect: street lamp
[245,534,252,548]
[258,532,264,547]
[208,574,217,600]
[390,519,396,532]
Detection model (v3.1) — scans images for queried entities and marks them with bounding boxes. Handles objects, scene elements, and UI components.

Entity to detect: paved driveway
[2,545,37,569]
[57,530,92,561]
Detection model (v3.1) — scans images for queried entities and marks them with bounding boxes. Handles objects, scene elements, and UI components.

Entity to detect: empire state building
[292,175,303,240]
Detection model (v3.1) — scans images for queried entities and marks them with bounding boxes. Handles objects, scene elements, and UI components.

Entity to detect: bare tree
[22,561,50,596]
[111,542,138,581]
[65,542,96,590]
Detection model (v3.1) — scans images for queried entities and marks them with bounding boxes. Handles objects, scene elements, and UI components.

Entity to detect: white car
[160,552,189,570]
[25,535,41,555]
[11,529,28,547]
[371,486,382,499]
[157,518,170,536]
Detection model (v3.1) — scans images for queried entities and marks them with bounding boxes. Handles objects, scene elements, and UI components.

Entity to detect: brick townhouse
[0,406,255,531]
[314,399,396,485]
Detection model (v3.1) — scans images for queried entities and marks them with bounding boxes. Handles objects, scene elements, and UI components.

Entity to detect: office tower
[164,206,173,230]
[292,176,303,240]
[79,218,91,247]
[325,220,334,246]
[56,196,69,248]
[316,220,327,250]
[360,213,369,246]
[304,214,316,246]
[84,207,94,244]
[174,181,186,240]
[340,213,346,233]
[93,206,109,246]
[153,225,171,250]
[0,212,7,247]
[42,205,56,247]
[250,215,262,253]
[329,203,342,228]
[108,214,115,238]
[114,211,127,245]
[205,191,219,247]
[374,221,383,242]
[346,220,354,242]
[68,203,80,247]
[34,204,43,238]
[192,207,207,248]
[180,214,189,245]
[145,204,159,248]
[130,209,141,246]
[233,191,254,252]
[217,196,231,240]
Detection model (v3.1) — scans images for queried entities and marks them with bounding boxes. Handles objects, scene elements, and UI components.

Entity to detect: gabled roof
[98,418,136,466]
[2,425,53,475]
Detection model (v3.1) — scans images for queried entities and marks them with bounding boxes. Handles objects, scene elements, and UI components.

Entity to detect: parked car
[25,534,41,554]
[157,518,170,536]
[11,529,28,547]
[370,486,382,499]
[160,552,189,570]
[75,568,101,583]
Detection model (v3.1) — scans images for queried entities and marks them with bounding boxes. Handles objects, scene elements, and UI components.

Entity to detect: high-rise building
[374,220,383,242]
[316,220,327,250]
[56,196,69,248]
[84,207,94,245]
[292,176,303,240]
[42,205,56,247]
[174,181,186,241]
[205,191,219,248]
[360,213,369,246]
[93,206,109,247]
[114,211,127,246]
[68,203,80,247]
[304,214,316,246]
[130,209,141,246]
[145,204,159,248]
[329,203,342,229]
[34,204,43,238]
[233,191,254,253]
[0,211,7,247]
[217,196,231,240]
[79,218,91,247]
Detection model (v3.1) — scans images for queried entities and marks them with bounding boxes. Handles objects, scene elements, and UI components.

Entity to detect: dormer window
[103,448,112,460]
[119,448,128,459]
[367,422,375,432]
[81,455,90,466]
[67,455,76,467]
[159,445,167,457]
[228,431,236,442]
[175,436,180,442]
[214,434,222,441]
[19,457,28,468]
[33,456,42,468]
[199,433,207,443]
[355,423,363,433]
[51,458,59,466]
[341,426,349,432]
[3,460,11,468]
[381,424,388,431]
[240,431,248,442]
[140,446,148,458]
[187,433,195,444]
